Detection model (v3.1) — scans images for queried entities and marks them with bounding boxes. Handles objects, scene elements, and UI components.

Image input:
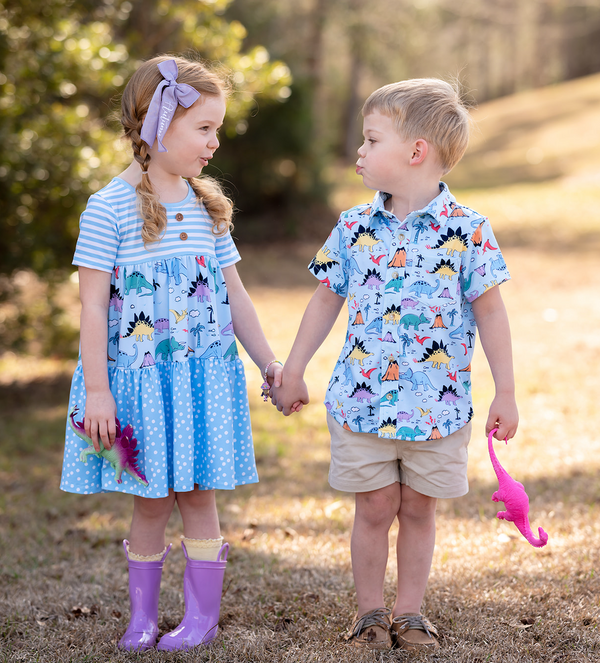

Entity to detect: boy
[270,79,518,651]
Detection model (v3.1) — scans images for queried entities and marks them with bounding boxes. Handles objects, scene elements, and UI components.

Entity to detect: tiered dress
[60,177,258,498]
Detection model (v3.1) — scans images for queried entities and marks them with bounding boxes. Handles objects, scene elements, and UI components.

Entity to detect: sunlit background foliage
[2,0,600,356]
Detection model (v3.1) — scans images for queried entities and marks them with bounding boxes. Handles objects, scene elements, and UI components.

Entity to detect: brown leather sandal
[392,613,439,650]
[345,607,393,650]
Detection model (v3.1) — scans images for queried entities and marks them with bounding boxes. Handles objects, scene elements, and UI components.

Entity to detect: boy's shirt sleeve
[308,216,348,297]
[72,193,120,273]
[461,216,510,301]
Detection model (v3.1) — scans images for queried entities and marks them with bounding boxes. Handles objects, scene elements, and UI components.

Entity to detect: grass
[2,77,600,661]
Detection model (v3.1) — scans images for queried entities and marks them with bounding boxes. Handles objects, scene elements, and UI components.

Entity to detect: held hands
[486,392,519,442]
[269,366,309,416]
[84,390,117,452]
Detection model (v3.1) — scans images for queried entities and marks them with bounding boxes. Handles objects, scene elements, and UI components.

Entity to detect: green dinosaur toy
[68,406,149,486]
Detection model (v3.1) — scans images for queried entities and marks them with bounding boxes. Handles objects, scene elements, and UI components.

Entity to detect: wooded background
[2,0,600,353]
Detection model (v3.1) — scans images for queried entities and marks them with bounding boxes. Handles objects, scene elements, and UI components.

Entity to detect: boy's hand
[486,392,519,441]
[270,372,309,416]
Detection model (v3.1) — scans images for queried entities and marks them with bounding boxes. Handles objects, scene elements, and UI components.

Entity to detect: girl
[60,55,283,652]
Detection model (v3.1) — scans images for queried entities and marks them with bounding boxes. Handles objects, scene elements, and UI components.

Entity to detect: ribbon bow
[140,59,201,153]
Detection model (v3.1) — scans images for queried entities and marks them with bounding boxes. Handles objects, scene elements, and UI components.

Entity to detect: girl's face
[150,93,226,179]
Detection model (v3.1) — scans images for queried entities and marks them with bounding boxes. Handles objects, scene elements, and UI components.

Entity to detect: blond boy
[271,79,518,651]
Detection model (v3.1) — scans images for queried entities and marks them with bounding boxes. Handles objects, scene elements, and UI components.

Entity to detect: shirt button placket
[380,222,407,438]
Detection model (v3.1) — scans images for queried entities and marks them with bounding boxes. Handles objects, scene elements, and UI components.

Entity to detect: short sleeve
[462,217,510,302]
[72,194,120,273]
[214,230,241,268]
[308,217,348,297]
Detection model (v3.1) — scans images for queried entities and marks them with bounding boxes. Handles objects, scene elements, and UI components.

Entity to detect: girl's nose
[357,143,366,158]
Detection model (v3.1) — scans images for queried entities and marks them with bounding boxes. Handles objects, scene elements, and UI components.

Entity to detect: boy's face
[356,111,415,193]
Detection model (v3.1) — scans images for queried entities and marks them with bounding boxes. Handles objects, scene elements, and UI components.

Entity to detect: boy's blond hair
[362,78,470,174]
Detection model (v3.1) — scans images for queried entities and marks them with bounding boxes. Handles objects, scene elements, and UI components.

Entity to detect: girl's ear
[410,139,429,165]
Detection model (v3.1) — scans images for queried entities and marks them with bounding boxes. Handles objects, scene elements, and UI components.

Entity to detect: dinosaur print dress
[60,177,258,498]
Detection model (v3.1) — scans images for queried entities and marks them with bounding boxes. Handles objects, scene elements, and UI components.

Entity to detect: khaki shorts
[327,414,471,498]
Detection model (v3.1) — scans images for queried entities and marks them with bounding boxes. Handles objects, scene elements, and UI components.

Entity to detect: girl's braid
[125,113,167,245]
[187,176,233,237]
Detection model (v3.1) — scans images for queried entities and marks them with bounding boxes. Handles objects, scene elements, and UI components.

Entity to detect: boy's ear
[409,139,429,165]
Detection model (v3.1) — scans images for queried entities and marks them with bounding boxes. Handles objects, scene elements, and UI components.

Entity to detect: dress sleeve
[308,216,348,297]
[72,193,120,273]
[214,230,241,268]
[462,217,510,302]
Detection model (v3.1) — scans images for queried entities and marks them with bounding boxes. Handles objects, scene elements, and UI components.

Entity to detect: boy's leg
[392,484,439,649]
[352,482,402,615]
[394,484,437,614]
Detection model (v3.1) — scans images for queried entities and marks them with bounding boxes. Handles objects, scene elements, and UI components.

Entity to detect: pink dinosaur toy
[488,428,548,548]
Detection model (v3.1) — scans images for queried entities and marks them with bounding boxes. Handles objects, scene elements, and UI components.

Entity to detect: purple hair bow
[140,59,201,153]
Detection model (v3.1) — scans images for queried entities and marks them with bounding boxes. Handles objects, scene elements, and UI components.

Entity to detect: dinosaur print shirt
[308,183,510,441]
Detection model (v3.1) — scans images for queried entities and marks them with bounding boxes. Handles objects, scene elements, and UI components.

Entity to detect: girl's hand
[266,360,283,389]
[84,391,117,452]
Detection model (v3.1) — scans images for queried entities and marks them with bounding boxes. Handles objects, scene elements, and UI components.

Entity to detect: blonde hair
[120,55,233,245]
[362,78,470,174]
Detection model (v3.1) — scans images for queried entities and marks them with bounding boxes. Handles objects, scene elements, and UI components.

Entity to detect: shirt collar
[369,182,457,229]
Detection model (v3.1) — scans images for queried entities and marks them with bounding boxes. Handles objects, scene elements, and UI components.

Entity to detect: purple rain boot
[157,541,229,651]
[118,540,172,651]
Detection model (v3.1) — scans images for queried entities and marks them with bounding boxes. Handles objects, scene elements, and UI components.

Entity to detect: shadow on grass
[2,386,599,534]
[0,370,72,411]
[1,517,598,663]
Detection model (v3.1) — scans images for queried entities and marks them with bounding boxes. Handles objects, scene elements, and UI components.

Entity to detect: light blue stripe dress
[60,177,258,497]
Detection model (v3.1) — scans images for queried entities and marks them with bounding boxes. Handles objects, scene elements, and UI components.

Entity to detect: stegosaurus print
[429,227,468,257]
[350,225,382,252]
[309,246,340,275]
[122,311,154,342]
[349,381,377,403]
[344,338,374,366]
[416,340,455,369]
[361,268,384,289]
[427,259,458,280]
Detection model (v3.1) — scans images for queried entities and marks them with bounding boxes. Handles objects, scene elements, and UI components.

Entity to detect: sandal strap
[392,613,439,638]
[346,607,391,641]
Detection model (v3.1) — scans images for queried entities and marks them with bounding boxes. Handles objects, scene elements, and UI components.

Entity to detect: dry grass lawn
[2,78,600,661]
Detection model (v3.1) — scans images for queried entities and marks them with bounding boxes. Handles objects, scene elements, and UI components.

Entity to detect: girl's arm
[78,266,117,452]
[222,264,283,388]
[471,285,519,441]
[271,283,346,416]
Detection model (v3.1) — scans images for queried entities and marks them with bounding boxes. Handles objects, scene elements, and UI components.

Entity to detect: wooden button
[175,213,184,221]
[179,232,188,241]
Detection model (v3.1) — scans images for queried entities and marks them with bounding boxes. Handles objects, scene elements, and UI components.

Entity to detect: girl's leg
[157,488,227,651]
[393,484,437,615]
[176,488,220,539]
[129,491,176,555]
[119,492,176,651]
[352,482,402,616]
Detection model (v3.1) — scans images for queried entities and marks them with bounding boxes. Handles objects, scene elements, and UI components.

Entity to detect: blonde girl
[61,55,282,651]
